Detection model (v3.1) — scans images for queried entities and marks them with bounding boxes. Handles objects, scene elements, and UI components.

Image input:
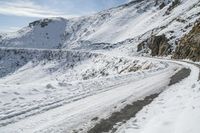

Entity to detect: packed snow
[0,0,199,133]
[0,53,181,132]
[0,47,178,132]
[116,61,200,133]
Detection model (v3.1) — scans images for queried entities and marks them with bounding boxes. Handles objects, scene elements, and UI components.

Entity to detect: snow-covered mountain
[0,0,200,133]
[0,0,199,54]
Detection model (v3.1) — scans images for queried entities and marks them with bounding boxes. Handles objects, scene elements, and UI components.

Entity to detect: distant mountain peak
[0,0,199,58]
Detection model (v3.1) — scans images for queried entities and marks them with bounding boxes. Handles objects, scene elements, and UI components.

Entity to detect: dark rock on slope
[29,18,53,28]
[173,21,200,61]
[137,34,171,56]
[165,0,181,15]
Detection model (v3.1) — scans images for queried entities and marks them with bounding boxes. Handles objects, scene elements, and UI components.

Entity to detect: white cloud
[0,0,77,18]
[0,26,21,33]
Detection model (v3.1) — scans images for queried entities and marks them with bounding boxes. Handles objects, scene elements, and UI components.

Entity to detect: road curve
[0,58,199,133]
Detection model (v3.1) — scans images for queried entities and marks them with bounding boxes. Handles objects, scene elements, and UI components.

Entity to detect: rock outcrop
[137,34,171,56]
[165,0,181,15]
[29,18,53,28]
[173,21,200,61]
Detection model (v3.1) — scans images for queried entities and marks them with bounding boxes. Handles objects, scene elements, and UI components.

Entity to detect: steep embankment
[173,21,200,61]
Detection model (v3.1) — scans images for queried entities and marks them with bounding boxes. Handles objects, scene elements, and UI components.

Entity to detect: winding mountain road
[0,56,199,133]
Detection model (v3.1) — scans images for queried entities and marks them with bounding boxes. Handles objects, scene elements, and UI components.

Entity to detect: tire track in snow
[0,66,167,127]
[87,67,191,133]
[0,61,175,133]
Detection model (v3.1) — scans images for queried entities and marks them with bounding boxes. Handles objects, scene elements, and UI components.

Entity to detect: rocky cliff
[173,21,200,61]
[137,34,171,56]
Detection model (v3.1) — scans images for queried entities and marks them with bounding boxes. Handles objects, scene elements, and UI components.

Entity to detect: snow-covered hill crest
[0,0,199,53]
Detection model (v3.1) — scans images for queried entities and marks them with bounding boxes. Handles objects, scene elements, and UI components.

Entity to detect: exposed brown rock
[137,34,171,56]
[173,21,200,61]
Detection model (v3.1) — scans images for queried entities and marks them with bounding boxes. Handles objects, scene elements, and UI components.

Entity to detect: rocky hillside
[137,34,171,56]
[173,20,200,61]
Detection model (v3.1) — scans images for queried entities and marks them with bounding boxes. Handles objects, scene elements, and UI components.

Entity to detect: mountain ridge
[0,0,199,59]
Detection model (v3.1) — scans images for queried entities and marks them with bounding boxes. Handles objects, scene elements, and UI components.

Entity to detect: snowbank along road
[0,0,200,132]
[0,47,199,133]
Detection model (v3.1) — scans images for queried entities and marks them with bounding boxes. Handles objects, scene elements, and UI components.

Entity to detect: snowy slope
[0,0,200,133]
[0,18,66,49]
[0,48,171,130]
[0,0,199,52]
[0,56,179,133]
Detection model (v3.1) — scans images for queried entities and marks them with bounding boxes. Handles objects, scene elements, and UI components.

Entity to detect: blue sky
[0,0,129,33]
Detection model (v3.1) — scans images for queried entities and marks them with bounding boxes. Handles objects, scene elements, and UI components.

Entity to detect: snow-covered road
[116,60,200,133]
[0,0,199,132]
[0,57,183,133]
[0,49,199,133]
